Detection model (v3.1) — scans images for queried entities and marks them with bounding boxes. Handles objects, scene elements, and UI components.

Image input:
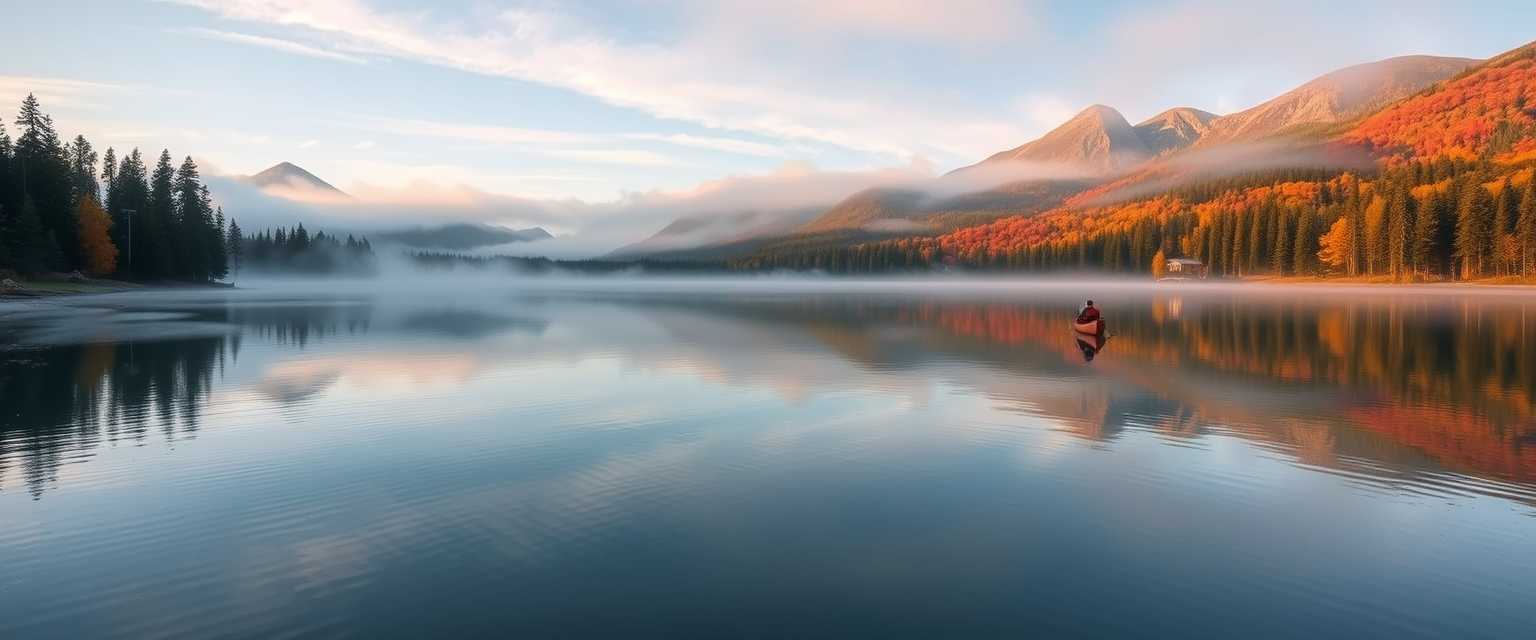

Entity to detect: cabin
[1164,258,1207,279]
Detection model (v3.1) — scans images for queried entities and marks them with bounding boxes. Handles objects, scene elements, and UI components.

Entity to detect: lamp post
[122,209,135,275]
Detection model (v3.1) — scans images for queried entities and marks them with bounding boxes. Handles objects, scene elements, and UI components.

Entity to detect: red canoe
[1073,319,1104,336]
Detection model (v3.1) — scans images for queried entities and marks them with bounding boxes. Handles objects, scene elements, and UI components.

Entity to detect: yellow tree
[1151,248,1167,280]
[1317,217,1353,275]
[76,196,118,276]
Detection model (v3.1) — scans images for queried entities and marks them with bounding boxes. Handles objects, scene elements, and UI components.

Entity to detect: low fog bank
[217,263,1536,304]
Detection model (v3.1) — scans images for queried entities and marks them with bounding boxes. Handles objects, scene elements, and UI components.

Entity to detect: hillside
[1200,55,1478,145]
[1344,42,1536,159]
[375,223,552,250]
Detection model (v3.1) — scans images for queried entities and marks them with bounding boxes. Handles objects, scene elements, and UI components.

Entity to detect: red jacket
[1078,306,1100,323]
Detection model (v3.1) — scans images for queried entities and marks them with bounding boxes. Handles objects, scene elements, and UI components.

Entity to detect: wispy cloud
[0,75,127,111]
[173,27,369,64]
[299,139,320,149]
[622,133,789,158]
[161,0,1036,161]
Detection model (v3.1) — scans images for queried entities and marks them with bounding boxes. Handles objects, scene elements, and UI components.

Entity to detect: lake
[2,279,1534,638]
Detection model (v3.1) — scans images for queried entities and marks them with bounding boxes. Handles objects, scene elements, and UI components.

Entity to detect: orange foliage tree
[76,196,118,276]
[1317,217,1353,273]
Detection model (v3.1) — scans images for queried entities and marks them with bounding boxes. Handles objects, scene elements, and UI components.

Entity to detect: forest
[732,159,1536,281]
[235,225,377,276]
[0,94,373,282]
[0,94,229,281]
[730,46,1536,280]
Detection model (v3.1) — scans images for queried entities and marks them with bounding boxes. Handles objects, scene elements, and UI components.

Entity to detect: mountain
[1134,107,1218,154]
[971,104,1153,172]
[244,161,346,196]
[375,224,553,250]
[1200,55,1478,145]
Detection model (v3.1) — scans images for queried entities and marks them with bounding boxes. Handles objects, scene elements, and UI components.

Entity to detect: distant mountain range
[617,51,1487,260]
[374,223,553,250]
[238,163,551,250]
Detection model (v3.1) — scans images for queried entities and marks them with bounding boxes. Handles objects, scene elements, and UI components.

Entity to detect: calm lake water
[2,279,1534,638]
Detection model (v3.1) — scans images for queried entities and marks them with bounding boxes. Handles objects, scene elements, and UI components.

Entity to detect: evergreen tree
[113,149,150,277]
[66,135,98,204]
[146,149,177,277]
[1411,191,1441,278]
[1455,180,1494,279]
[1293,207,1317,275]
[173,156,208,279]
[12,94,75,269]
[226,216,244,280]
[1518,179,1536,277]
[1386,187,1413,279]
[100,147,117,212]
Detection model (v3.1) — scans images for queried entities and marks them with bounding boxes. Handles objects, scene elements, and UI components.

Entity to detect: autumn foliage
[75,196,117,276]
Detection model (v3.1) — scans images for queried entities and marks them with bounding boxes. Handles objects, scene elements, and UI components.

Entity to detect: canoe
[1072,319,1104,336]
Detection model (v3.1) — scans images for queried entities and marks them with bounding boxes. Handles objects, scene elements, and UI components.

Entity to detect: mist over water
[3,279,1535,638]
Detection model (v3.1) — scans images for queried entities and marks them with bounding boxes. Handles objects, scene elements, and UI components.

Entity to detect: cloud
[204,159,939,258]
[173,27,369,64]
[0,75,126,111]
[621,133,790,158]
[341,115,772,165]
[298,139,320,149]
[353,140,375,150]
[162,0,1035,161]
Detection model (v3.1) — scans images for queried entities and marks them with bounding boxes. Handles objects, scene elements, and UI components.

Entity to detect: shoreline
[0,278,233,299]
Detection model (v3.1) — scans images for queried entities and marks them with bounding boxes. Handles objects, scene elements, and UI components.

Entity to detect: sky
[2,0,1534,253]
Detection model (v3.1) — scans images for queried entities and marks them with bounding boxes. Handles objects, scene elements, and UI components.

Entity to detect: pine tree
[1293,207,1317,275]
[66,135,98,204]
[100,147,117,212]
[1455,180,1494,279]
[1518,179,1536,277]
[1386,187,1413,280]
[1493,178,1516,274]
[1411,191,1441,278]
[113,149,150,277]
[226,216,244,281]
[173,156,208,279]
[1271,207,1291,276]
[147,149,177,277]
[12,94,76,269]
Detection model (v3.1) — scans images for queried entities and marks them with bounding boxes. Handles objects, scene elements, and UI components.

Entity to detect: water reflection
[3,285,1536,637]
[3,289,1534,506]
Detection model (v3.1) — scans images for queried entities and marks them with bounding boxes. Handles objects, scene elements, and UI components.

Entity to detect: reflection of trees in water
[643,295,1536,491]
[0,336,229,499]
[900,297,1536,487]
[228,303,373,348]
[0,301,376,499]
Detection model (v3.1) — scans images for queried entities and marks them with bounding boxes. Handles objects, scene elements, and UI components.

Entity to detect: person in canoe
[1073,300,1104,336]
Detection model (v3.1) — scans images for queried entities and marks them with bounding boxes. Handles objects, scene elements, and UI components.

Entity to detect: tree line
[1,94,233,281]
[729,156,1536,280]
[232,224,377,276]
